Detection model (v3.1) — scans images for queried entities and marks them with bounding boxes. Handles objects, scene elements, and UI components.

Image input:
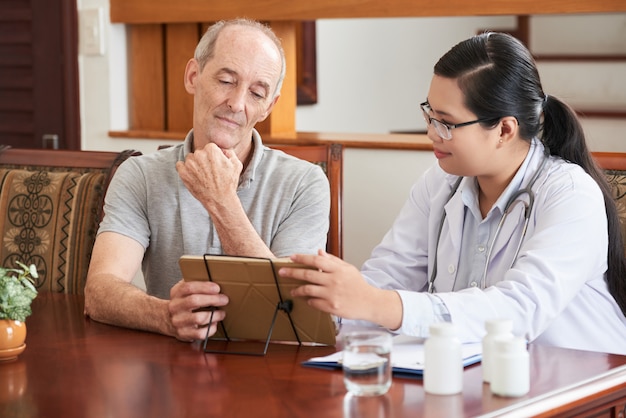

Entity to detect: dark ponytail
[435,32,626,317]
[543,96,626,317]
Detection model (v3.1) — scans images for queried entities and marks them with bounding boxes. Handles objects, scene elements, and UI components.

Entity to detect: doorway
[0,0,79,150]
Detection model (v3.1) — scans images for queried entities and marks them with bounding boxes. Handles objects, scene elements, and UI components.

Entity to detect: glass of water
[342,330,393,396]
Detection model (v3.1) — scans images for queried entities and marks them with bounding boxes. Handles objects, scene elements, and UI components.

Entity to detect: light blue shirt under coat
[360,139,626,355]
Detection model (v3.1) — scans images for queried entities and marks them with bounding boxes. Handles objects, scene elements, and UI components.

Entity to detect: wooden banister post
[254,21,298,138]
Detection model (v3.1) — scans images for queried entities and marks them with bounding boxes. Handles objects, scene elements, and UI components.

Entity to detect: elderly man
[84,19,329,341]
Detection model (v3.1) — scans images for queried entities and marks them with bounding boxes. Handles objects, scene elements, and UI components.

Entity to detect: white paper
[305,334,482,374]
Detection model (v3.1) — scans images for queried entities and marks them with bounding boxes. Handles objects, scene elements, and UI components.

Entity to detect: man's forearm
[84,275,175,336]
[210,203,275,258]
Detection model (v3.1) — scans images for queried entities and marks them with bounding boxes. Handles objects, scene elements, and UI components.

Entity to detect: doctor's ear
[498,117,519,142]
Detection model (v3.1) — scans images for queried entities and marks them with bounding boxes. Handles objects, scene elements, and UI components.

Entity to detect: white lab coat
[361,140,626,355]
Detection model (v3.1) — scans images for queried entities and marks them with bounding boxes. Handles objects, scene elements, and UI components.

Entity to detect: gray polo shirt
[99,129,330,298]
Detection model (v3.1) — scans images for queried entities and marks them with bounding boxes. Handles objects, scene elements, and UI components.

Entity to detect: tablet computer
[179,255,337,347]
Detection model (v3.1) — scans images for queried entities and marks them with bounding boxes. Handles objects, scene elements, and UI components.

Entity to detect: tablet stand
[200,255,303,356]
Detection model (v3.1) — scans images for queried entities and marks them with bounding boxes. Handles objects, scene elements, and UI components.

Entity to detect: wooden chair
[0,147,141,294]
[592,152,626,173]
[269,143,343,258]
[593,152,626,254]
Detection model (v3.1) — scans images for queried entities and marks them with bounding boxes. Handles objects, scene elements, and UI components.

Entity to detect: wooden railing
[109,0,626,142]
[110,0,626,23]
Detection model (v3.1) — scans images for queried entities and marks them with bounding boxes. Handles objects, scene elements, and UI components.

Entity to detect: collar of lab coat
[440,138,548,257]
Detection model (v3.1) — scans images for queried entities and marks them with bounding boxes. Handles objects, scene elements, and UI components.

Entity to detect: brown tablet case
[179,255,337,354]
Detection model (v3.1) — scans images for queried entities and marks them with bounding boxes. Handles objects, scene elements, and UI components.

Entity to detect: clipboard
[179,254,337,355]
[302,338,483,379]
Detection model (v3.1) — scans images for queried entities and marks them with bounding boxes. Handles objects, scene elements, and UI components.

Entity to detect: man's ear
[258,94,280,122]
[184,59,199,94]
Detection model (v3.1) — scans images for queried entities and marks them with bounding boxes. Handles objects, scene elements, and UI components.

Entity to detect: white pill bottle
[423,322,463,395]
[482,319,514,383]
[490,336,530,397]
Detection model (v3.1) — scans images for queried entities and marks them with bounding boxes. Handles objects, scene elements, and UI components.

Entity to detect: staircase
[530,14,626,152]
[482,15,626,152]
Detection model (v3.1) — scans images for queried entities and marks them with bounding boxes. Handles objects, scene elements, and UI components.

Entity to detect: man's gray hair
[194,19,286,99]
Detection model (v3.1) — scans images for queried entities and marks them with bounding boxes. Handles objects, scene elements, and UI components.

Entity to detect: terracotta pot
[0,320,27,360]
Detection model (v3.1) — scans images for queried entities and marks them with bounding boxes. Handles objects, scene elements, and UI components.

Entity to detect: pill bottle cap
[485,319,513,333]
[429,322,457,337]
[494,336,527,353]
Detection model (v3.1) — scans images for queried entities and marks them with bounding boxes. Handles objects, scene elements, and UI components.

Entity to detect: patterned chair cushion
[604,170,626,253]
[0,168,106,294]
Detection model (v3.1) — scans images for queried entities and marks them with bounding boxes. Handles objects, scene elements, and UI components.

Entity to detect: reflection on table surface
[1,293,625,418]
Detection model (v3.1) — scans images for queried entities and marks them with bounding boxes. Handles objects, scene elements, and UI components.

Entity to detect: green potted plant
[0,261,38,361]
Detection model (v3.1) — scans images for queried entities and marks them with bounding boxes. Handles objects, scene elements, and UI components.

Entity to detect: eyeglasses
[420,101,493,140]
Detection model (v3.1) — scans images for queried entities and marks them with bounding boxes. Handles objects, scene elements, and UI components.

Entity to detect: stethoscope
[427,152,549,293]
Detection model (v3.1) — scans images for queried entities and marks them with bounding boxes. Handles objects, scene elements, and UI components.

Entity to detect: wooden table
[1,293,625,417]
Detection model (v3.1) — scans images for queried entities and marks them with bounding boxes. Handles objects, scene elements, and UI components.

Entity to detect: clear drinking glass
[342,330,393,396]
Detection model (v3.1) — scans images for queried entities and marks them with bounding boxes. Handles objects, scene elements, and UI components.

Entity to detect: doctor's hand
[176,143,243,214]
[168,279,229,342]
[279,250,403,330]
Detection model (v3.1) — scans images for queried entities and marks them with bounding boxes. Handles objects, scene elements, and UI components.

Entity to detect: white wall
[296,17,516,134]
[343,148,435,267]
[76,3,626,267]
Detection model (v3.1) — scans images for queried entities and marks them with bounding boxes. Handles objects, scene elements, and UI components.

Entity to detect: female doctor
[280,32,626,355]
